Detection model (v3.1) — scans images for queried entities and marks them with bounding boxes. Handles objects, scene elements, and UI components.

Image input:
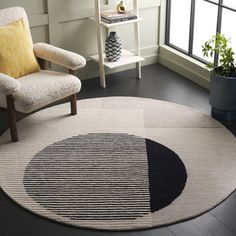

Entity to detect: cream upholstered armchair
[0,7,86,142]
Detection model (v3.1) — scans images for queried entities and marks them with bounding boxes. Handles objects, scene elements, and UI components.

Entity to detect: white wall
[0,0,160,80]
[1,0,209,88]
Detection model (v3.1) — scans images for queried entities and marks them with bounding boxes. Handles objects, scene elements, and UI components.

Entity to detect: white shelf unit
[91,0,144,88]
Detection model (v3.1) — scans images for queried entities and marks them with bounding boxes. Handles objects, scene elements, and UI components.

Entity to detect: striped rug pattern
[23,133,152,226]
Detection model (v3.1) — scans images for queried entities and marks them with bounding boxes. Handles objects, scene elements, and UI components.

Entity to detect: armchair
[0,7,86,142]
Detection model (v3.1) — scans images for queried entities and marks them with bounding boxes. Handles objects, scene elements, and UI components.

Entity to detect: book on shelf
[101,16,137,24]
[101,10,137,24]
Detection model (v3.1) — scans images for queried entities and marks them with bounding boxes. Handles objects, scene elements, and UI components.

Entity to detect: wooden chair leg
[68,69,78,115]
[6,95,18,142]
[70,94,77,115]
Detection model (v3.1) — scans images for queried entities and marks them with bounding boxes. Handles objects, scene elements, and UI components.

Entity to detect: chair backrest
[0,7,33,43]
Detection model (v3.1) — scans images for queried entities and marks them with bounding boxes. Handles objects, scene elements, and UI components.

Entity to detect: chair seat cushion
[0,70,81,113]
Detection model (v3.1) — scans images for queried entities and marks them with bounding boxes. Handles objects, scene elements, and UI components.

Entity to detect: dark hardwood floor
[0,64,235,236]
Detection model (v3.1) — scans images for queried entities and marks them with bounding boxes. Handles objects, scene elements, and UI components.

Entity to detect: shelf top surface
[91,50,144,69]
[90,17,143,28]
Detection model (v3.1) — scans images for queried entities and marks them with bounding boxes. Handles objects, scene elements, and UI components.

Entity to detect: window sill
[158,45,211,89]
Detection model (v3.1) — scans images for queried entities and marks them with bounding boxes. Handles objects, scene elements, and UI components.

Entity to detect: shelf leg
[99,65,106,88]
[136,62,142,79]
[134,0,142,80]
[95,0,106,88]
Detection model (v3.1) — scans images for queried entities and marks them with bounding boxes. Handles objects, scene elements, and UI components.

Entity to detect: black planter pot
[209,75,236,120]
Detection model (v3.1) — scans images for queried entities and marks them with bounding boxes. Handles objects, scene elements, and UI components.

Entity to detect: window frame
[165,0,236,65]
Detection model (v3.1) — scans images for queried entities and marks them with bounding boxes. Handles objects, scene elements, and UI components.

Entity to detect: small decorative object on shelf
[105,32,122,62]
[117,1,126,14]
[101,10,137,24]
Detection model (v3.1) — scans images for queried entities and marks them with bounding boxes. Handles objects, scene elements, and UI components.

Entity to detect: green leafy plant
[202,33,236,77]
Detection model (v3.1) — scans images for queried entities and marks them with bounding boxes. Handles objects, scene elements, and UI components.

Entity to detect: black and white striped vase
[105,32,122,62]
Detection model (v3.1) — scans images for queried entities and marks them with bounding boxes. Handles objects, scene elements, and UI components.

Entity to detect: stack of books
[101,10,137,24]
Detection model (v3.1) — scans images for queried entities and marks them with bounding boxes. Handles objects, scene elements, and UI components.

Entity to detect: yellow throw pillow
[0,18,39,78]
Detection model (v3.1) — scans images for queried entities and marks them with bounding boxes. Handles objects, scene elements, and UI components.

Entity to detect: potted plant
[202,33,236,120]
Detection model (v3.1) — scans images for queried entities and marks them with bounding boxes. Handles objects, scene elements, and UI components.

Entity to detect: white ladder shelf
[91,0,144,88]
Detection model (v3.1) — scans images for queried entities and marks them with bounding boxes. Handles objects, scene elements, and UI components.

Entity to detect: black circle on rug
[23,133,187,221]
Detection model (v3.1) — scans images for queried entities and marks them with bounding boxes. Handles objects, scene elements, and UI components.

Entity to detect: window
[166,0,236,63]
[169,0,191,52]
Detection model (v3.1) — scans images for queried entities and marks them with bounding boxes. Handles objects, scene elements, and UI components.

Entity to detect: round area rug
[0,97,236,231]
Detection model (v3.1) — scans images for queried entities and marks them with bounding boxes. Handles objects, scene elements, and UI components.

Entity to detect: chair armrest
[33,43,86,70]
[0,73,20,95]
